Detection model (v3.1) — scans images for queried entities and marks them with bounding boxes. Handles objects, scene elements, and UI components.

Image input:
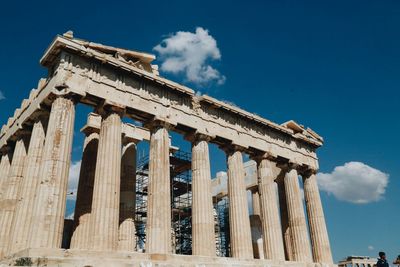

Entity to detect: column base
[0,248,338,267]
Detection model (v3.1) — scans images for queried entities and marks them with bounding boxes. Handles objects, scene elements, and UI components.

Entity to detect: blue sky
[0,0,399,263]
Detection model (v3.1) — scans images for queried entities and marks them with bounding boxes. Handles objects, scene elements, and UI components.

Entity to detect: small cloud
[368,245,374,251]
[0,90,5,100]
[154,27,225,86]
[67,160,81,200]
[317,162,389,204]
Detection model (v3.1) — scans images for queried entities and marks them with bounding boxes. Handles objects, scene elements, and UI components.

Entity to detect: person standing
[377,252,389,267]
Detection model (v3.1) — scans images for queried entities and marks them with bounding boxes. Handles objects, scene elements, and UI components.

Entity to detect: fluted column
[226,148,253,259]
[30,97,75,249]
[303,171,333,263]
[90,110,122,251]
[277,178,293,261]
[9,119,46,254]
[70,130,99,249]
[118,142,137,251]
[191,135,215,256]
[257,158,285,261]
[0,137,28,258]
[0,152,12,201]
[146,123,171,254]
[284,167,312,262]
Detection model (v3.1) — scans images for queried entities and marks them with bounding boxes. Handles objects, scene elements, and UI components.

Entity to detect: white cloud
[368,245,374,251]
[67,160,81,200]
[317,162,389,204]
[154,27,226,85]
[0,90,5,100]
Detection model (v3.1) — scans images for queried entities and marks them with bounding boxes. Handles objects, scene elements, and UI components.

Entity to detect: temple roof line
[38,32,323,147]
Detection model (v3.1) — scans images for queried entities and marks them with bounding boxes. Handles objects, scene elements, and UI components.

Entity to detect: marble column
[191,135,215,256]
[226,149,253,259]
[70,131,99,249]
[0,152,12,201]
[303,171,333,263]
[30,97,75,249]
[284,167,312,262]
[257,158,285,261]
[0,137,28,258]
[277,178,293,261]
[145,123,171,254]
[118,142,137,251]
[90,111,122,251]
[9,119,46,254]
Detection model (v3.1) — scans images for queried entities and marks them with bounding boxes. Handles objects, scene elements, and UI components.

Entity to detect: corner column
[30,96,75,249]
[90,108,123,251]
[9,118,47,254]
[225,147,253,259]
[190,134,215,256]
[257,157,285,261]
[145,122,171,254]
[284,166,312,262]
[70,114,100,249]
[303,170,333,263]
[118,141,137,251]
[0,135,28,258]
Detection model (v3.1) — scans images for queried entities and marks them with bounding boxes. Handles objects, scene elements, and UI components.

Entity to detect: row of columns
[0,97,75,258]
[0,95,332,264]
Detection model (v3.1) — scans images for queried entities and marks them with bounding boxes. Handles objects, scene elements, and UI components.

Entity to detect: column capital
[249,152,276,164]
[143,118,173,131]
[96,100,126,118]
[185,131,214,143]
[220,143,247,155]
[300,167,318,178]
[276,160,300,172]
[48,91,80,106]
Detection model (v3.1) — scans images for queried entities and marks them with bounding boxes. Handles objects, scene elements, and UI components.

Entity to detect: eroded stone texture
[303,173,333,264]
[30,97,75,249]
[0,153,11,203]
[226,150,253,259]
[118,142,137,251]
[0,137,28,258]
[8,119,46,254]
[257,159,285,261]
[90,112,122,251]
[284,168,312,262]
[146,125,171,254]
[191,138,215,257]
[70,131,99,249]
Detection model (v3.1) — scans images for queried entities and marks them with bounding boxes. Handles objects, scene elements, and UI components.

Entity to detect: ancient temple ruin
[0,32,334,266]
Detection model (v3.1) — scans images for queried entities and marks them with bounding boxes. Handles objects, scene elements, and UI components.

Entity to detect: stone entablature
[1,34,321,170]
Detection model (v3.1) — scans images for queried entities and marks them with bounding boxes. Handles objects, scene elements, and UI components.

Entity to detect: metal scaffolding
[214,196,230,257]
[135,149,192,254]
[134,148,230,256]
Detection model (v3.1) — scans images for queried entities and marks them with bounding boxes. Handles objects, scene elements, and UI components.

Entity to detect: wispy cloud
[368,245,374,251]
[0,90,5,100]
[317,162,389,204]
[154,27,226,86]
